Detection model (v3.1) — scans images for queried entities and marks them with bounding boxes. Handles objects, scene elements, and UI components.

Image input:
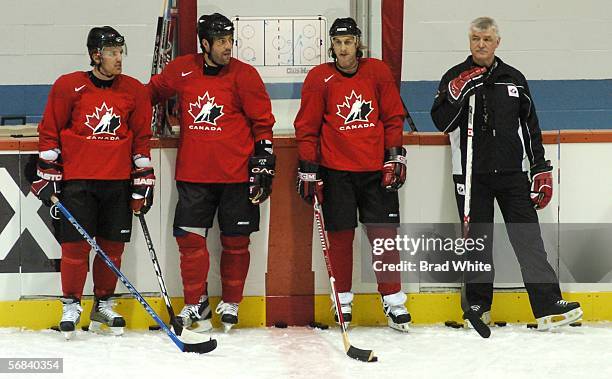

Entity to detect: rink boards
[1,132,612,328]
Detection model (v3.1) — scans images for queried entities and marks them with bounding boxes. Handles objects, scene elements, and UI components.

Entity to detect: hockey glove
[30,158,63,207]
[381,147,407,191]
[296,160,324,204]
[530,160,553,210]
[131,167,155,214]
[447,66,486,105]
[248,140,276,204]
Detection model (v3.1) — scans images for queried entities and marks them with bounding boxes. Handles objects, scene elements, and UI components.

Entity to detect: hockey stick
[401,98,418,132]
[137,213,216,345]
[313,195,378,363]
[51,196,217,354]
[462,94,475,239]
[151,0,173,136]
[460,95,491,339]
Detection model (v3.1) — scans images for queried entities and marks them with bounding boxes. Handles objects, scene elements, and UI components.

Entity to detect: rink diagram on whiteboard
[232,16,327,71]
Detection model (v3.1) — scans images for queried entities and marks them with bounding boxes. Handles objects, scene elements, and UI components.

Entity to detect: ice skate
[382,292,411,332]
[536,300,582,331]
[59,297,82,340]
[89,296,126,336]
[177,295,213,333]
[215,300,239,332]
[332,292,353,328]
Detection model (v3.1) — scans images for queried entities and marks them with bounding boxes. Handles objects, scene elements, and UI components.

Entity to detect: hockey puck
[149,325,161,331]
[527,323,537,329]
[274,321,288,329]
[494,321,507,327]
[49,326,60,332]
[81,325,89,332]
[309,321,329,330]
[444,320,463,329]
[570,322,582,327]
[370,356,378,362]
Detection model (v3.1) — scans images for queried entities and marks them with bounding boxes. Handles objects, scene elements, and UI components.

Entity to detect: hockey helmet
[87,26,125,52]
[329,17,361,38]
[198,13,234,45]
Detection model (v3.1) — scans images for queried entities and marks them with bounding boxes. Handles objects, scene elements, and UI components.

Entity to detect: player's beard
[210,48,231,66]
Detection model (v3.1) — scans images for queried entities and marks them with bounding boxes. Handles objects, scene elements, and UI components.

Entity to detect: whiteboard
[232,16,328,78]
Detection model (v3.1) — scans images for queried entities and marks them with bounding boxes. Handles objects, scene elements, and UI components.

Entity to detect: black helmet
[329,17,361,37]
[87,26,125,51]
[197,13,234,48]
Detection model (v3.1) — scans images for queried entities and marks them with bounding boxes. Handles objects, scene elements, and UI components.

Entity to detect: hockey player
[294,18,410,331]
[31,26,154,339]
[431,17,582,334]
[148,13,275,332]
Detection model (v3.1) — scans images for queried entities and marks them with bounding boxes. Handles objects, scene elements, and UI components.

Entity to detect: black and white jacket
[431,56,546,175]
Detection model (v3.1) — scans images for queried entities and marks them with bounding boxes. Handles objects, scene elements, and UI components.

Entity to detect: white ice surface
[1,324,611,379]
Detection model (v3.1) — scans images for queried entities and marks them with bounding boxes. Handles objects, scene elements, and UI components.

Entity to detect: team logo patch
[188,92,224,126]
[456,183,465,196]
[507,85,519,98]
[336,90,374,124]
[85,102,121,136]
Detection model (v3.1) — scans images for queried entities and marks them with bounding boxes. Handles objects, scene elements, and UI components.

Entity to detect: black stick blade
[463,310,491,338]
[347,345,377,362]
[182,338,218,354]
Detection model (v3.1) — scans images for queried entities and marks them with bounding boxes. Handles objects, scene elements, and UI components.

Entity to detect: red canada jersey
[294,58,405,171]
[148,55,275,183]
[38,71,152,180]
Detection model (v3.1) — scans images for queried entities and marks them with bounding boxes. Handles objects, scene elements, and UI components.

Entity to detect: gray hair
[469,17,500,38]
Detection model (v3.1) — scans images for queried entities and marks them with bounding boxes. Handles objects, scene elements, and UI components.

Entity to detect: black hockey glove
[296,160,323,204]
[131,167,155,214]
[30,158,62,207]
[249,140,276,204]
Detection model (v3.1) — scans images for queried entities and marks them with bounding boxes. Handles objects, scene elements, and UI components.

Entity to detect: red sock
[327,229,355,293]
[176,232,209,304]
[220,235,250,303]
[93,238,124,298]
[367,226,401,295]
[60,241,90,299]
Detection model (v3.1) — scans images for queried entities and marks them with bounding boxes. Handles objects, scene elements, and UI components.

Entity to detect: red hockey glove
[448,66,486,105]
[381,147,407,191]
[297,161,323,204]
[530,160,553,210]
[30,158,62,207]
[131,167,155,214]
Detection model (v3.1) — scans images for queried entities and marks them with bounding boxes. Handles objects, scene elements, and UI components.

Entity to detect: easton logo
[188,92,224,126]
[85,102,121,137]
[336,91,374,124]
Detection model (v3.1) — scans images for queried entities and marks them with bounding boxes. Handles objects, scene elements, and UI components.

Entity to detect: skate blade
[89,321,124,336]
[536,308,583,331]
[188,319,213,333]
[222,322,236,333]
[62,331,76,340]
[388,320,411,332]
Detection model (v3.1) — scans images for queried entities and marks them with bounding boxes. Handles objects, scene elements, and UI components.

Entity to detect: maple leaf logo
[188,92,224,125]
[85,102,121,135]
[336,91,373,124]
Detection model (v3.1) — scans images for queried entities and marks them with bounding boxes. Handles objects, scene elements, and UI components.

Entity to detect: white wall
[402,0,612,80]
[0,0,161,85]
